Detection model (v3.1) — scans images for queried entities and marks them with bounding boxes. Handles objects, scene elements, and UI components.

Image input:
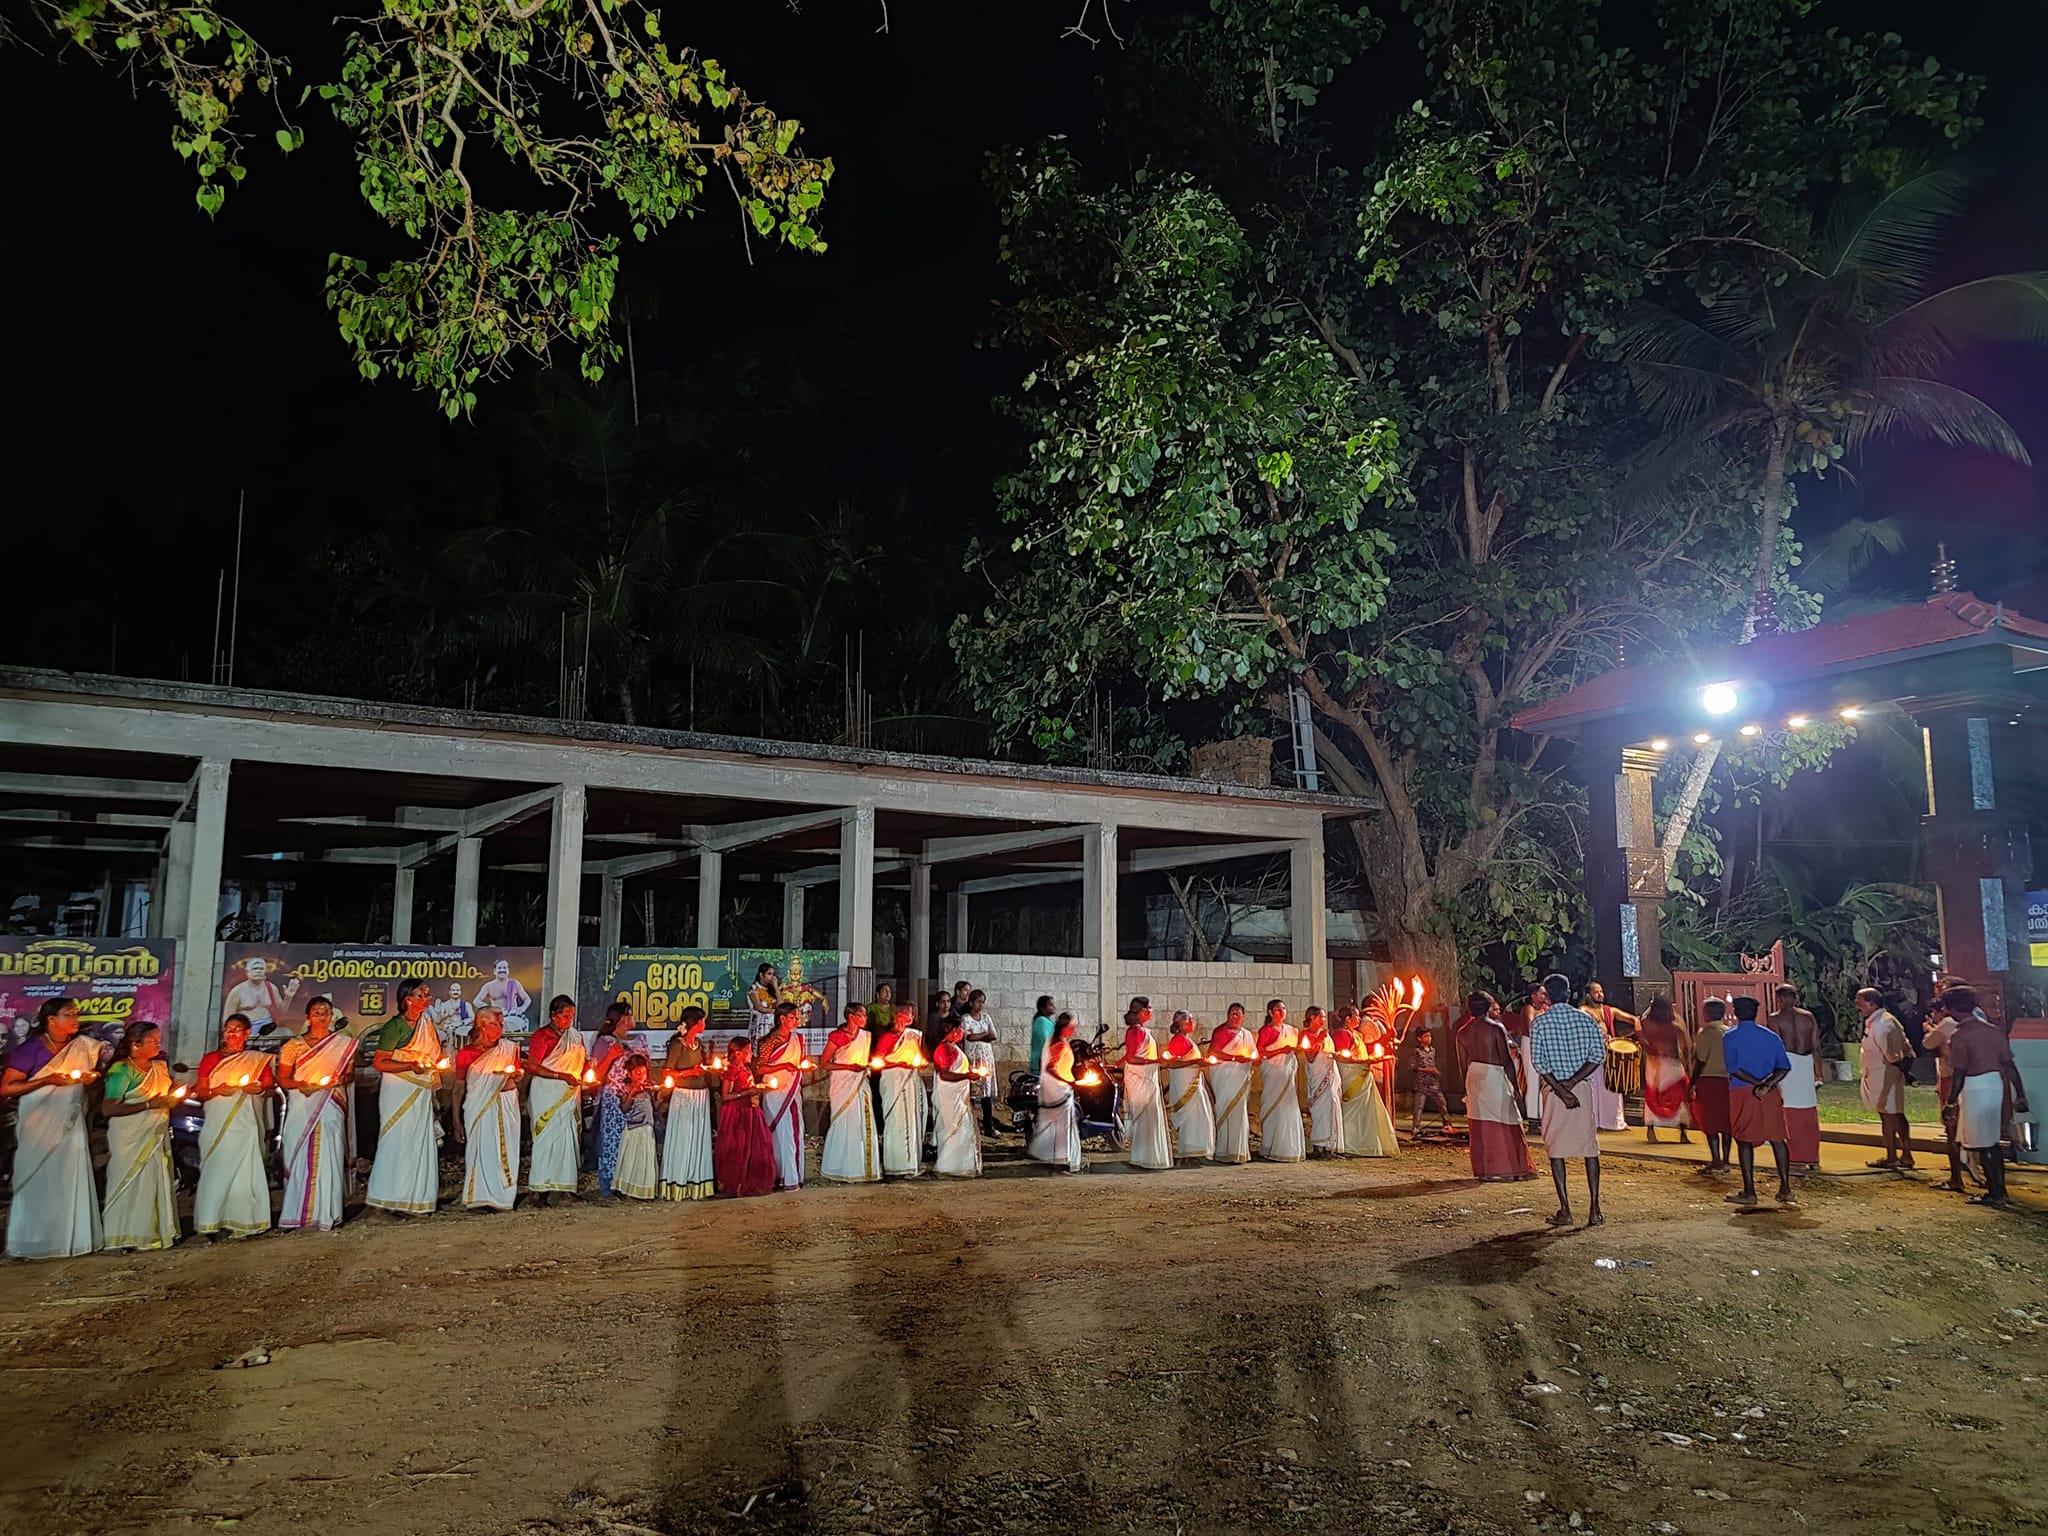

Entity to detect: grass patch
[1815,1079,1940,1125]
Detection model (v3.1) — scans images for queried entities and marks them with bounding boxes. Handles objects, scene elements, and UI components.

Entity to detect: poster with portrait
[219,943,546,1042]
[0,937,177,1052]
[579,947,842,1049]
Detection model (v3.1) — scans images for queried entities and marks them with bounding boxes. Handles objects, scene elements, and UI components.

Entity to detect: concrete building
[0,670,1372,1062]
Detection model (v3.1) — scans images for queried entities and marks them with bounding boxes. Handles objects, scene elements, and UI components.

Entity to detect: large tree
[956,0,1980,986]
[26,1,832,414]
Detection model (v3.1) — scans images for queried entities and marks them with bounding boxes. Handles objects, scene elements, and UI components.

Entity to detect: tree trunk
[1347,817,1461,987]
[1743,417,1793,640]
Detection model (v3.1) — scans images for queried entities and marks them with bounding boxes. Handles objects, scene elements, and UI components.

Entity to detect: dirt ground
[2,1141,2044,1536]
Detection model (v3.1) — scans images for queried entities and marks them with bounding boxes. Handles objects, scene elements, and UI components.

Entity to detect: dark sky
[4,0,2045,681]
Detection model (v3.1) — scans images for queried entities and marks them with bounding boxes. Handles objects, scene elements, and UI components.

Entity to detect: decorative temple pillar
[1911,699,2041,1022]
[1584,735,1671,1012]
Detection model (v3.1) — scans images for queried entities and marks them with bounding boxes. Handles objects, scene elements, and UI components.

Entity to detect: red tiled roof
[1513,593,2048,734]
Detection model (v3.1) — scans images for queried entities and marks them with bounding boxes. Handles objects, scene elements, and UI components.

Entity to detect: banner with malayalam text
[578,947,843,1045]
[219,943,546,1040]
[0,937,177,1050]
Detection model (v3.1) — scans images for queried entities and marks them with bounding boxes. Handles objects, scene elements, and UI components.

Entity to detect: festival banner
[0,937,177,1048]
[219,943,546,1039]
[578,947,842,1043]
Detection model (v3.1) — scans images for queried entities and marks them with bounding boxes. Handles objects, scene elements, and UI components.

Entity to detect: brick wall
[938,952,1315,1073]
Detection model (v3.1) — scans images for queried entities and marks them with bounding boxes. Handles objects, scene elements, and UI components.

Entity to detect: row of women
[0,979,802,1261]
[1020,999,1404,1174]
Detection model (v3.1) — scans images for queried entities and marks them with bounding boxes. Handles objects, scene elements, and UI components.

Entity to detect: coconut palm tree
[1623,171,2048,638]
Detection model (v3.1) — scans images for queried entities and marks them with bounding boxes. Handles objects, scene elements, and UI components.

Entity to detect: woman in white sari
[100,1020,182,1251]
[366,981,446,1216]
[756,1004,809,1191]
[1160,1011,1214,1162]
[819,1004,881,1184]
[194,1013,276,1238]
[931,1020,984,1176]
[660,1007,718,1200]
[278,996,360,1232]
[1117,999,1172,1170]
[1027,1015,1084,1173]
[525,994,586,1205]
[1206,1004,1258,1164]
[459,1008,523,1211]
[1255,1000,1306,1162]
[874,1007,927,1178]
[1332,1007,1397,1157]
[1300,1007,1347,1157]
[2,998,104,1259]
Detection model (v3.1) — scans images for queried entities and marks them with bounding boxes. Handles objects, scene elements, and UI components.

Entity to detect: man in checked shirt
[1529,973,1607,1228]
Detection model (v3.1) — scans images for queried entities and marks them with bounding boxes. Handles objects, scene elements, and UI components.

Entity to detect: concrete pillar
[1289,832,1329,1000]
[451,836,482,945]
[1081,822,1118,1033]
[1617,747,1671,1003]
[172,758,230,1066]
[541,784,587,1009]
[391,866,415,944]
[157,818,195,939]
[839,804,876,998]
[782,882,805,948]
[1582,733,1633,1006]
[599,874,624,953]
[908,860,932,997]
[696,849,723,947]
[1914,703,2038,1018]
[946,889,969,954]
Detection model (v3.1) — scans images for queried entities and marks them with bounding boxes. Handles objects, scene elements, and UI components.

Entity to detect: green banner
[578,948,842,1032]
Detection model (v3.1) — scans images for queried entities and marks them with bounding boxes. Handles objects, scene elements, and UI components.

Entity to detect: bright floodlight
[1692,731,1712,745]
[1739,724,1761,737]
[1701,681,1739,715]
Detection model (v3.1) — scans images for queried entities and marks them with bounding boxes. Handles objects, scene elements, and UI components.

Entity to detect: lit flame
[237,1075,252,1087]
[1409,975,1426,1010]
[1078,1070,1103,1087]
[317,1076,333,1087]
[435,1057,451,1071]
[69,1070,84,1081]
[583,1068,598,1084]
[799,1059,816,1071]
[172,1085,188,1099]
[663,1074,675,1090]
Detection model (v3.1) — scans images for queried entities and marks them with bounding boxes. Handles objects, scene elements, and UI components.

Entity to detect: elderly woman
[524,995,587,1205]
[99,1020,182,1252]
[457,1007,523,1212]
[278,995,360,1233]
[3,997,104,1258]
[193,1012,275,1239]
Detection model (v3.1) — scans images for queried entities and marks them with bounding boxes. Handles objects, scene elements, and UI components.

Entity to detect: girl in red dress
[713,1038,777,1198]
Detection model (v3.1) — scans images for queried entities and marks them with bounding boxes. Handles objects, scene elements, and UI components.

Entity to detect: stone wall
[938,951,1315,1071]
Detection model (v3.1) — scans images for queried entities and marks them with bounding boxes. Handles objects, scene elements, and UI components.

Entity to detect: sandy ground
[2,1138,2045,1536]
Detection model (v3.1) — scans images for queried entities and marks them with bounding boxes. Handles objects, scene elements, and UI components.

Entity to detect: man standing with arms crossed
[1529,974,1605,1228]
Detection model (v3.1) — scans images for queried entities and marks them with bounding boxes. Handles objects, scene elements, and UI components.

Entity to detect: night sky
[4,0,2045,683]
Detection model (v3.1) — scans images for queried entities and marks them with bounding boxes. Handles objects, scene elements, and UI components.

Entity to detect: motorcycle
[1008,1039,1125,1150]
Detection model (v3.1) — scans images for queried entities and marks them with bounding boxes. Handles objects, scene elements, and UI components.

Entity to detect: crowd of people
[0,968,2030,1261]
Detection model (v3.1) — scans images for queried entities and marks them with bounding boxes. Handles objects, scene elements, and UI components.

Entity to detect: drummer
[1583,982,1639,1132]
